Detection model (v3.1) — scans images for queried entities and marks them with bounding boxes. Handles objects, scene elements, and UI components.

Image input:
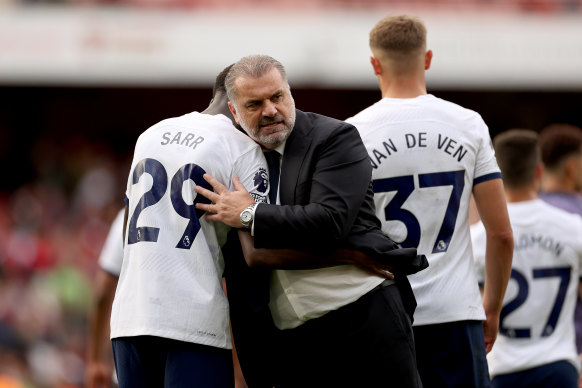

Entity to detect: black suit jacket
[223,110,426,387]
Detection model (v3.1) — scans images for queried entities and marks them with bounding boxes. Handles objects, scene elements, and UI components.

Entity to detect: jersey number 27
[501,267,571,338]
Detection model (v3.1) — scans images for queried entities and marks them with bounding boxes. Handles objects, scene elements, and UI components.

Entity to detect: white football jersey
[98,208,124,277]
[471,199,582,376]
[347,94,500,325]
[110,112,268,350]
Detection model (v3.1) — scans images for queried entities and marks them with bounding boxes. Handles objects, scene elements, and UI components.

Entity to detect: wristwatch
[240,203,258,228]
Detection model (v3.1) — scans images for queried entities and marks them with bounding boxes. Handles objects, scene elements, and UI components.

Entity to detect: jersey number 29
[127,158,212,249]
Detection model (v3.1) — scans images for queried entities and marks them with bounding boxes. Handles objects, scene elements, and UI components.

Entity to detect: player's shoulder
[135,111,197,141]
[424,96,491,141]
[428,95,483,120]
[344,104,377,132]
[140,112,252,145]
[529,200,582,256]
[539,200,582,226]
[512,200,582,239]
[157,111,233,131]
[192,115,264,160]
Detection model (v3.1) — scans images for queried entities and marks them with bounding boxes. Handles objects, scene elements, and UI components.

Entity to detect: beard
[238,101,296,149]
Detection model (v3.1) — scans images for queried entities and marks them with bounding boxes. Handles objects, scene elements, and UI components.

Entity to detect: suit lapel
[280,110,312,205]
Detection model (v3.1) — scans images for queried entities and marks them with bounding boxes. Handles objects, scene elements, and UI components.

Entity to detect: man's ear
[425,50,433,70]
[228,102,240,125]
[370,56,382,76]
[535,162,543,182]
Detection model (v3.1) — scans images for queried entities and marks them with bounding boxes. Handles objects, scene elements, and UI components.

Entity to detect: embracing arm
[237,230,394,279]
[473,178,514,353]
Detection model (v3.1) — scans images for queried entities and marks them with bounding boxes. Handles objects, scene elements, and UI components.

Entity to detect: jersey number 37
[373,170,465,253]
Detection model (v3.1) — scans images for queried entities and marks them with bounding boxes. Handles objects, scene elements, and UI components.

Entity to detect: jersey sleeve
[473,117,502,185]
[470,221,487,284]
[98,208,125,277]
[232,146,269,204]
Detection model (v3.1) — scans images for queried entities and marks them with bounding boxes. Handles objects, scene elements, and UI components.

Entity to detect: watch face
[241,210,252,226]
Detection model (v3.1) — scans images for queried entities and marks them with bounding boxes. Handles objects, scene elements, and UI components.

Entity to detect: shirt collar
[270,140,286,156]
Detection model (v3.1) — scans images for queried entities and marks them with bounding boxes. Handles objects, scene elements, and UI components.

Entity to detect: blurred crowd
[0,137,128,388]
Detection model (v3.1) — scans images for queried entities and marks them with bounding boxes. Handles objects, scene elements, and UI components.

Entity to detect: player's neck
[505,187,538,203]
[380,76,427,99]
[203,96,236,124]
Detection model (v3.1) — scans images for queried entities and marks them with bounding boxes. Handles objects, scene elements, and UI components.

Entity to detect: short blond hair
[370,14,427,57]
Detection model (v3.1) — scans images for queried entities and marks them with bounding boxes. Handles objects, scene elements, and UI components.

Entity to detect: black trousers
[274,283,423,388]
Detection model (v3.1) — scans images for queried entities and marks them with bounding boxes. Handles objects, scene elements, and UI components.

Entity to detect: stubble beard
[238,104,296,150]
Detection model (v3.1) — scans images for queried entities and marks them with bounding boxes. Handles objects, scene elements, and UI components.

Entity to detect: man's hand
[85,361,113,388]
[195,174,255,228]
[338,249,395,279]
[482,310,500,354]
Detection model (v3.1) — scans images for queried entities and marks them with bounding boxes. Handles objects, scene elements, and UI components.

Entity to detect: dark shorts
[491,360,578,388]
[413,320,490,388]
[112,336,234,388]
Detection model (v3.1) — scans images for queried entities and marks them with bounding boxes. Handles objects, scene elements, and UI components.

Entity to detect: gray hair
[225,55,288,103]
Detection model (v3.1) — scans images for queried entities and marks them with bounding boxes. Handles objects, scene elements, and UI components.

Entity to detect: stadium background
[1,0,582,386]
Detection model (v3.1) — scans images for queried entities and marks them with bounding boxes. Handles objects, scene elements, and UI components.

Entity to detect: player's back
[472,199,582,377]
[111,112,268,349]
[347,94,501,325]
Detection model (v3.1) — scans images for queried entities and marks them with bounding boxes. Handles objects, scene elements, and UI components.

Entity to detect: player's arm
[86,269,118,388]
[237,230,394,279]
[86,207,125,388]
[473,177,514,353]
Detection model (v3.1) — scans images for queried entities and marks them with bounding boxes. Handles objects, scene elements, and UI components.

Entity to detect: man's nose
[262,100,277,117]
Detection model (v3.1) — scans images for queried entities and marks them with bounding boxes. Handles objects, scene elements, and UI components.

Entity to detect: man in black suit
[196,55,424,388]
